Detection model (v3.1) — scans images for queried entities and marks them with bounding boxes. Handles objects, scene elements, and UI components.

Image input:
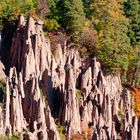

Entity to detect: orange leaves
[132,88,140,117]
[71,121,93,140]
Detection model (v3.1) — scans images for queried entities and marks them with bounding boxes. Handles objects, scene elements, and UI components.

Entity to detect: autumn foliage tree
[132,88,140,117]
[90,0,131,77]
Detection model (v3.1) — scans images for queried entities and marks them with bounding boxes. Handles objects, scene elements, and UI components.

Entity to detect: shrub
[48,32,68,56]
[80,27,96,57]
[71,128,92,140]
[55,118,67,140]
[131,88,140,118]
[43,19,60,32]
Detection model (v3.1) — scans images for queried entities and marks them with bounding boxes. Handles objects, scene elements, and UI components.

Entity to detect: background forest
[0,0,140,85]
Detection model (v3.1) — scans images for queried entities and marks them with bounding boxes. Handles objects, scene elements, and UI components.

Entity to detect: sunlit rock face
[0,16,139,140]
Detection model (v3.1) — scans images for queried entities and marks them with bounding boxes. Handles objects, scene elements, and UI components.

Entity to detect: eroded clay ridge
[0,16,139,140]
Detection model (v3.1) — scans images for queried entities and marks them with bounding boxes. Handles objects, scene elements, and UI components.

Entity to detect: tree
[132,88,140,118]
[0,0,37,27]
[59,0,85,42]
[37,0,49,18]
[43,0,61,32]
[90,0,131,77]
[123,0,140,84]
[82,0,92,18]
[124,0,140,46]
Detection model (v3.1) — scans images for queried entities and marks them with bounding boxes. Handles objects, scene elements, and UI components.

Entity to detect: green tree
[0,0,37,28]
[124,0,140,46]
[82,0,92,18]
[43,0,61,32]
[90,0,131,77]
[59,0,85,42]
[124,0,140,85]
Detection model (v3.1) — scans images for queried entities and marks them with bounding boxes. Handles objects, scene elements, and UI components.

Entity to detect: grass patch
[11,133,21,140]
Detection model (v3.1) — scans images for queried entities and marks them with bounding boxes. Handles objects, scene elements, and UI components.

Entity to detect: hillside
[0,15,139,140]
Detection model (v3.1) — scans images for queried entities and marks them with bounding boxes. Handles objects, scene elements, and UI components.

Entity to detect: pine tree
[90,0,131,76]
[123,0,140,84]
[60,0,85,42]
[82,0,92,18]
[124,0,140,46]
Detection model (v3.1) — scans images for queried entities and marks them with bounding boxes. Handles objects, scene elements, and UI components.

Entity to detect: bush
[132,88,140,118]
[80,27,96,57]
[71,128,92,140]
[43,19,60,32]
[48,32,68,56]
[58,125,66,140]
[55,118,67,140]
